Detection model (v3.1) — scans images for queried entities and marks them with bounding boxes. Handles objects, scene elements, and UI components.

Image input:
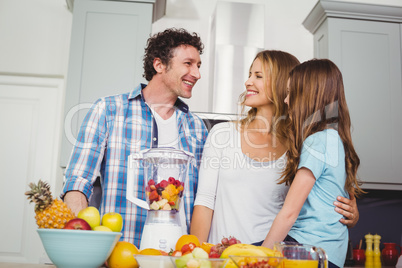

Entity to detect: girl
[191,52,359,245]
[262,59,364,268]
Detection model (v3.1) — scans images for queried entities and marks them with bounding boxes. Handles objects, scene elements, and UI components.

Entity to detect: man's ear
[153,58,165,73]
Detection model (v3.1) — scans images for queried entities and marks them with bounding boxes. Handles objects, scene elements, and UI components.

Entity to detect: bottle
[365,233,374,267]
[373,234,381,268]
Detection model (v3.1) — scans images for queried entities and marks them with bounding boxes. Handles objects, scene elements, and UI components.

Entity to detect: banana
[221,244,282,268]
[257,246,283,257]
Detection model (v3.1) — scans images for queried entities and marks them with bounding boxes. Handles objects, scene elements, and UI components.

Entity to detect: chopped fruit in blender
[160,180,168,188]
[173,180,181,187]
[168,177,175,184]
[145,176,185,211]
[162,203,172,210]
[150,201,160,210]
[149,190,159,202]
[156,199,168,208]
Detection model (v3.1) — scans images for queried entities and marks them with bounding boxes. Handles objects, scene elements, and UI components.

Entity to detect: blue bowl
[37,228,121,268]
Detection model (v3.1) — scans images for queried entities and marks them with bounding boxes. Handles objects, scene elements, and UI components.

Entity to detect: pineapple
[25,180,75,229]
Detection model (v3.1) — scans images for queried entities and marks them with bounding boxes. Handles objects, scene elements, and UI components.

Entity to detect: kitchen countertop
[0,264,55,268]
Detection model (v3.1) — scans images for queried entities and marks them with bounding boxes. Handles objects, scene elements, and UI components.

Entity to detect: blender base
[140,223,183,251]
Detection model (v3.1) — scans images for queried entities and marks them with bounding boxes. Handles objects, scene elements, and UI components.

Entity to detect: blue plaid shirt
[61,84,208,247]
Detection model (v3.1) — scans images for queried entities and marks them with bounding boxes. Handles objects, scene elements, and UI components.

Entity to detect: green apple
[93,225,113,232]
[77,206,100,230]
[101,212,123,232]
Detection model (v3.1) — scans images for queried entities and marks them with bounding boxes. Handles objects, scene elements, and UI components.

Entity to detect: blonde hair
[238,50,300,144]
[280,59,364,196]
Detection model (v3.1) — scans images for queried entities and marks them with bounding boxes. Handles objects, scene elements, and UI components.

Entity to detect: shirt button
[153,137,157,141]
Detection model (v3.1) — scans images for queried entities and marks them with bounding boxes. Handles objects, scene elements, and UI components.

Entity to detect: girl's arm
[261,167,316,249]
[190,205,213,243]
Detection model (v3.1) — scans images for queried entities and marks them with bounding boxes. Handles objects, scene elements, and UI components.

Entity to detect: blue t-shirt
[288,129,349,267]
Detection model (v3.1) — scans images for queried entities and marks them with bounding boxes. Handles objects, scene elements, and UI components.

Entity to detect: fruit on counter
[108,241,139,268]
[220,244,268,259]
[77,206,101,229]
[230,256,283,268]
[176,234,201,252]
[200,242,214,254]
[93,225,113,232]
[102,212,123,232]
[139,248,163,255]
[209,236,241,258]
[63,218,92,230]
[174,247,212,268]
[25,180,75,229]
[258,246,281,257]
[181,242,197,255]
[146,177,184,211]
[221,244,275,268]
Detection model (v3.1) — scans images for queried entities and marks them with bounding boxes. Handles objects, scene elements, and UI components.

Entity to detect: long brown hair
[280,59,363,196]
[238,50,300,144]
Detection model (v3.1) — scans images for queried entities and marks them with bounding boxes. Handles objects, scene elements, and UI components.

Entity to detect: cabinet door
[0,75,64,263]
[61,0,152,167]
[326,18,402,188]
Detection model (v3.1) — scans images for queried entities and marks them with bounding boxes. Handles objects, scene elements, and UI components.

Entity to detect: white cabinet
[0,75,64,263]
[304,1,402,190]
[61,0,160,167]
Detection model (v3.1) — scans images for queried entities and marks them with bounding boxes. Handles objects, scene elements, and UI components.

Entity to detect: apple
[101,212,123,232]
[77,206,100,230]
[63,218,91,230]
[93,225,113,232]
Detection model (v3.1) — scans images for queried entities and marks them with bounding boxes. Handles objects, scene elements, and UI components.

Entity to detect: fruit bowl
[170,256,229,268]
[134,255,175,268]
[228,256,284,268]
[37,228,121,268]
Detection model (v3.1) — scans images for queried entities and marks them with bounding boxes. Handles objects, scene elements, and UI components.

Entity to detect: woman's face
[244,58,272,108]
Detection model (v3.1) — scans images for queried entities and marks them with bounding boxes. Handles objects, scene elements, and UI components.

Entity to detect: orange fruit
[139,248,163,255]
[200,242,215,254]
[175,234,201,251]
[159,250,169,256]
[108,241,139,268]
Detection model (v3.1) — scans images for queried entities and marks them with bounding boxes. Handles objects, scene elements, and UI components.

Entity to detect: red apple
[63,218,92,230]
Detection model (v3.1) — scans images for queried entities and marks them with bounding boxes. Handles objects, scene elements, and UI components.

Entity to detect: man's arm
[334,191,359,228]
[63,191,88,216]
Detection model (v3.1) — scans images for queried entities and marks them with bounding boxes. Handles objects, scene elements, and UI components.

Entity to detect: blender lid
[140,147,194,162]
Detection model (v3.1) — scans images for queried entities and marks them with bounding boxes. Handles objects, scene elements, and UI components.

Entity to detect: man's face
[161,45,201,99]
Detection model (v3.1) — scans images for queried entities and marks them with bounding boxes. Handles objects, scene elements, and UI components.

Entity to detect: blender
[126,148,194,251]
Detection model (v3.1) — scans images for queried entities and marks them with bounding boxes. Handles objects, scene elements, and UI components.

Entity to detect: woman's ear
[153,58,165,74]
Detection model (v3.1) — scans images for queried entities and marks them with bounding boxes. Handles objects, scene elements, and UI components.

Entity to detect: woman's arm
[335,191,359,228]
[190,205,214,243]
[261,168,316,249]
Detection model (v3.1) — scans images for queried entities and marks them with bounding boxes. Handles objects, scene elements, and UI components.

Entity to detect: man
[61,28,208,247]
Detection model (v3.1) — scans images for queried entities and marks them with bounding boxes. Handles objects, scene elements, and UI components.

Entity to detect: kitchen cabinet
[60,0,163,167]
[0,75,64,263]
[303,1,402,190]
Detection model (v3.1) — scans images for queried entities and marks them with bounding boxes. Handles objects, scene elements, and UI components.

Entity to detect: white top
[151,108,179,149]
[194,122,289,244]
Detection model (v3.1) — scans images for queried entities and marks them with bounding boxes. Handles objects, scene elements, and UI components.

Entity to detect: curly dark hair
[143,28,204,81]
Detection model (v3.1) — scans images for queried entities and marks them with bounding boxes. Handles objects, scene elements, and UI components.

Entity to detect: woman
[262,59,364,267]
[190,51,358,245]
